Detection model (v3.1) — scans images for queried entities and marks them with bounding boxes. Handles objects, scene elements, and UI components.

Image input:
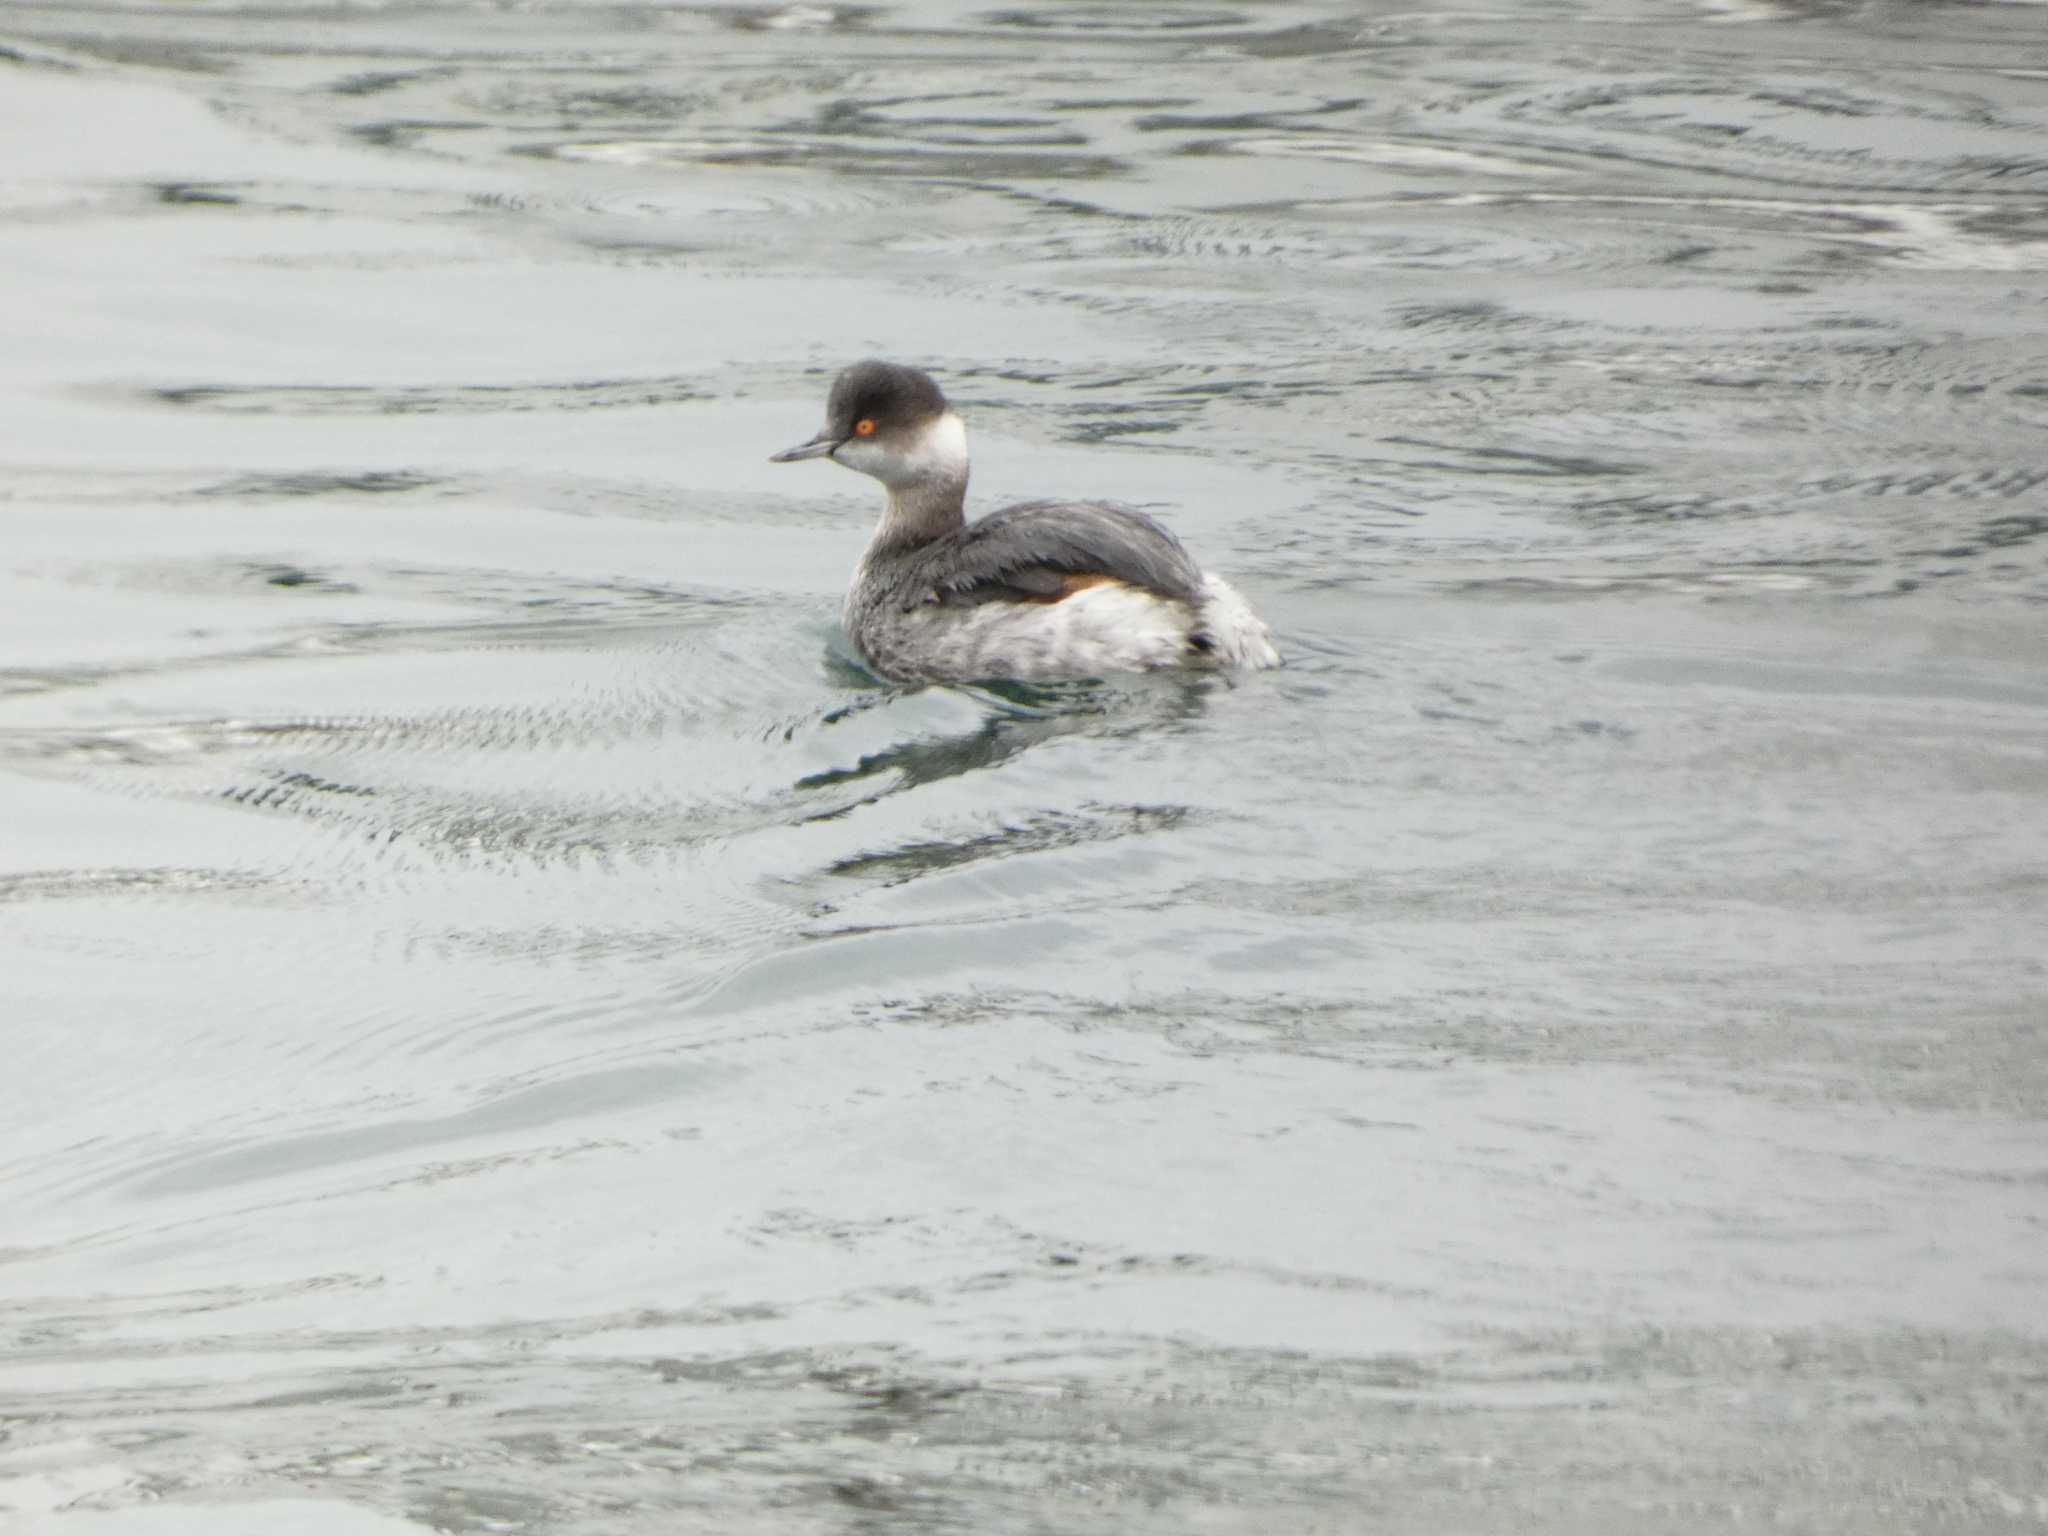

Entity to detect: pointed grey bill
[769,430,839,463]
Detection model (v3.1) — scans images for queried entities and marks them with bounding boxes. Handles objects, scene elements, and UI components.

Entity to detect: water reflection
[796,672,1211,805]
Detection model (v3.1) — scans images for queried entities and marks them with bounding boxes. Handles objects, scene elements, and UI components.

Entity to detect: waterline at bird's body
[771,360,1279,684]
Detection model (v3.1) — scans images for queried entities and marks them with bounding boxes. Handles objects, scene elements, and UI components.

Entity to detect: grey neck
[871,474,968,559]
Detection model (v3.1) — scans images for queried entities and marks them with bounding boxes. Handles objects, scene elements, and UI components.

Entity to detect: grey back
[899,499,1206,610]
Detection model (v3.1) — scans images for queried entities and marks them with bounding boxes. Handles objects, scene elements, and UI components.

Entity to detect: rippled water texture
[4,2,2047,1530]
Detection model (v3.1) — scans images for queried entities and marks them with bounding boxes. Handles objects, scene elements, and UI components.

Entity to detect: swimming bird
[770,360,1280,684]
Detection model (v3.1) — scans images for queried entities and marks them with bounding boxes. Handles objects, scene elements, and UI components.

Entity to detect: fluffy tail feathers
[1190,573,1281,670]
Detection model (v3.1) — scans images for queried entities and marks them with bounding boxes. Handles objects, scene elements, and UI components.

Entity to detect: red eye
[854,418,876,437]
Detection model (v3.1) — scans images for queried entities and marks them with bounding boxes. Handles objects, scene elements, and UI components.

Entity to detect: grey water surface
[3,1,2046,1530]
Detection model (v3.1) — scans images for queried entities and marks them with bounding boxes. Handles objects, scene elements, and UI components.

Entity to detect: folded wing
[919,500,1206,609]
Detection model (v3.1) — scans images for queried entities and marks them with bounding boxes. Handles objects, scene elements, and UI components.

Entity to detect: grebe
[770,360,1280,684]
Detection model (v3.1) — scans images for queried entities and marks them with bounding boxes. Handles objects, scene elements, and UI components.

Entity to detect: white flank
[869,575,1278,682]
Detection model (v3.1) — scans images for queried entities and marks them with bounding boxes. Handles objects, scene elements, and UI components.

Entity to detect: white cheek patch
[835,411,969,489]
[831,437,892,479]
[908,412,969,483]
